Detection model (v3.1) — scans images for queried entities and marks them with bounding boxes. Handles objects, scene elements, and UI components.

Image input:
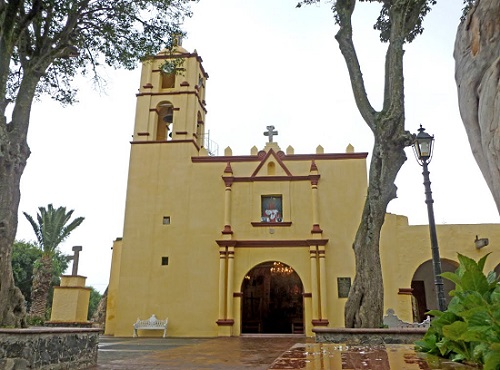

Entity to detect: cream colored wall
[108,140,371,336]
[107,46,500,337]
[381,213,500,322]
[105,238,123,335]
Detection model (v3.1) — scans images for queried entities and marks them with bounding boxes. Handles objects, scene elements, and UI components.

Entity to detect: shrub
[415,253,500,369]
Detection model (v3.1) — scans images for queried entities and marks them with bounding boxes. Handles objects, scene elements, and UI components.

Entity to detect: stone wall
[0,327,100,369]
[313,327,427,345]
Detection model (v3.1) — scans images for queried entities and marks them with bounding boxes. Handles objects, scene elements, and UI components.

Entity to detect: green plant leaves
[416,253,500,368]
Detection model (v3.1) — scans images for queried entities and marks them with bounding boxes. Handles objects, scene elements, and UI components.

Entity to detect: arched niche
[411,258,458,321]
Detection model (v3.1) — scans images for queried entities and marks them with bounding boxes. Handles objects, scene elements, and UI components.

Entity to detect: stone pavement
[88,336,477,369]
[88,335,304,369]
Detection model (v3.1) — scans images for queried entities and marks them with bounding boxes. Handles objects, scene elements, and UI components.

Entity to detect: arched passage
[241,261,303,334]
[411,258,458,322]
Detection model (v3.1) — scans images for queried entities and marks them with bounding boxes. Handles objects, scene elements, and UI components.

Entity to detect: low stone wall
[0,327,101,369]
[313,327,427,345]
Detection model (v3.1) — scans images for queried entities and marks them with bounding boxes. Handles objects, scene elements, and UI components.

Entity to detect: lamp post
[413,125,447,312]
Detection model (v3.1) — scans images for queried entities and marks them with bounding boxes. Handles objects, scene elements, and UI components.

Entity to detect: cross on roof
[264,125,278,143]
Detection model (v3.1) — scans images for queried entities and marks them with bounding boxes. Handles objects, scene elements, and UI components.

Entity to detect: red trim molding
[251,149,293,177]
[398,288,414,295]
[312,319,329,326]
[222,225,233,234]
[192,152,368,163]
[311,224,323,233]
[302,293,312,298]
[251,222,292,227]
[131,140,201,151]
[231,176,312,183]
[136,90,207,114]
[215,239,328,248]
[137,132,150,136]
[216,319,234,326]
[233,292,243,298]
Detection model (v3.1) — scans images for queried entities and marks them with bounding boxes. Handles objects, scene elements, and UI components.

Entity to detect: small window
[161,257,169,266]
[161,72,175,89]
[261,195,283,223]
[267,162,276,176]
[163,216,171,225]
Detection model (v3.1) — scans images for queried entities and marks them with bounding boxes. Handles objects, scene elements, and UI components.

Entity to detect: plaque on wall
[337,277,351,298]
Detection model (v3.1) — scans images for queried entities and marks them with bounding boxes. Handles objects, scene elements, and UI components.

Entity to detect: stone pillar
[217,248,227,320]
[318,246,328,322]
[48,246,91,326]
[309,246,319,321]
[310,161,322,234]
[226,247,235,321]
[49,275,91,325]
[222,163,234,235]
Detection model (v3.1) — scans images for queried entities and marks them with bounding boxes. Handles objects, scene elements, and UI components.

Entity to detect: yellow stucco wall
[106,46,500,337]
[50,276,90,322]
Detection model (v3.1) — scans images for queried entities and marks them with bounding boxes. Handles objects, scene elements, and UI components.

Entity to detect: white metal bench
[383,308,430,328]
[133,314,168,337]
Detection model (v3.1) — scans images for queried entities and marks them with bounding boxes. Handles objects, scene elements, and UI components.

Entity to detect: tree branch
[334,0,377,132]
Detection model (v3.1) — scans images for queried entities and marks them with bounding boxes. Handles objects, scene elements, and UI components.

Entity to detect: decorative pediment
[251,149,292,177]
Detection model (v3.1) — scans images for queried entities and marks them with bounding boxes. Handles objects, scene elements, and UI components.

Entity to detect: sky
[15,0,500,294]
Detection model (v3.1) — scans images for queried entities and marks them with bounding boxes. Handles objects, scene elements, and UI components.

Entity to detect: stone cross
[71,246,83,276]
[264,125,278,143]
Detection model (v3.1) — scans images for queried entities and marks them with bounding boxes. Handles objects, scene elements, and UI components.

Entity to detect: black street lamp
[413,125,447,312]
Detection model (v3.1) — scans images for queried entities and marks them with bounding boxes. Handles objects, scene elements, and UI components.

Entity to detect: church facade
[105,44,500,337]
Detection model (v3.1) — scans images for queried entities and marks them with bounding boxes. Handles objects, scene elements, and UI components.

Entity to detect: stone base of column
[216,320,234,336]
[312,319,329,326]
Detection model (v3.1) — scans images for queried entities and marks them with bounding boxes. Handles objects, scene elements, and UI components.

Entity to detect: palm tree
[23,204,84,319]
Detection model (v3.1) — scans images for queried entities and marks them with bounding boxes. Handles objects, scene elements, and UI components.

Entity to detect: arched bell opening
[156,101,174,141]
[241,261,304,334]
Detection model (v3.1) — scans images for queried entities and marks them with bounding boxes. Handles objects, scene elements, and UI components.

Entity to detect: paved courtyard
[88,336,477,369]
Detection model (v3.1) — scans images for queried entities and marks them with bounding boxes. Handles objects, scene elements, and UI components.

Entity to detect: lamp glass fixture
[413,125,434,164]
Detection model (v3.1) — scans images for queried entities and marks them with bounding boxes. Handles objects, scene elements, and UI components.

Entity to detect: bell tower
[133,40,208,150]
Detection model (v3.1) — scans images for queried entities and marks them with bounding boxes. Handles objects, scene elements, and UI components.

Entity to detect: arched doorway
[241,261,303,334]
[411,259,458,322]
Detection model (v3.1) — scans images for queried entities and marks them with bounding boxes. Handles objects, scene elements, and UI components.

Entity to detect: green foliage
[2,0,195,106]
[88,287,103,321]
[12,240,42,303]
[23,204,84,257]
[415,253,500,368]
[11,240,69,314]
[26,315,45,327]
[461,0,476,21]
[160,58,185,75]
[296,0,438,43]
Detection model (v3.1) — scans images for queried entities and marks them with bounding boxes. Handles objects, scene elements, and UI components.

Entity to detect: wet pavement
[89,335,303,369]
[89,336,478,369]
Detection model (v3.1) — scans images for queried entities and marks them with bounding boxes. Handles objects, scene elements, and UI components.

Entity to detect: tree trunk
[0,130,29,327]
[344,135,408,327]
[0,73,40,327]
[454,0,500,212]
[334,1,412,327]
[28,254,53,319]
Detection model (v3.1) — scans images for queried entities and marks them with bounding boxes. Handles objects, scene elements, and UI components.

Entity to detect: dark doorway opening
[241,261,303,334]
[411,259,458,322]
